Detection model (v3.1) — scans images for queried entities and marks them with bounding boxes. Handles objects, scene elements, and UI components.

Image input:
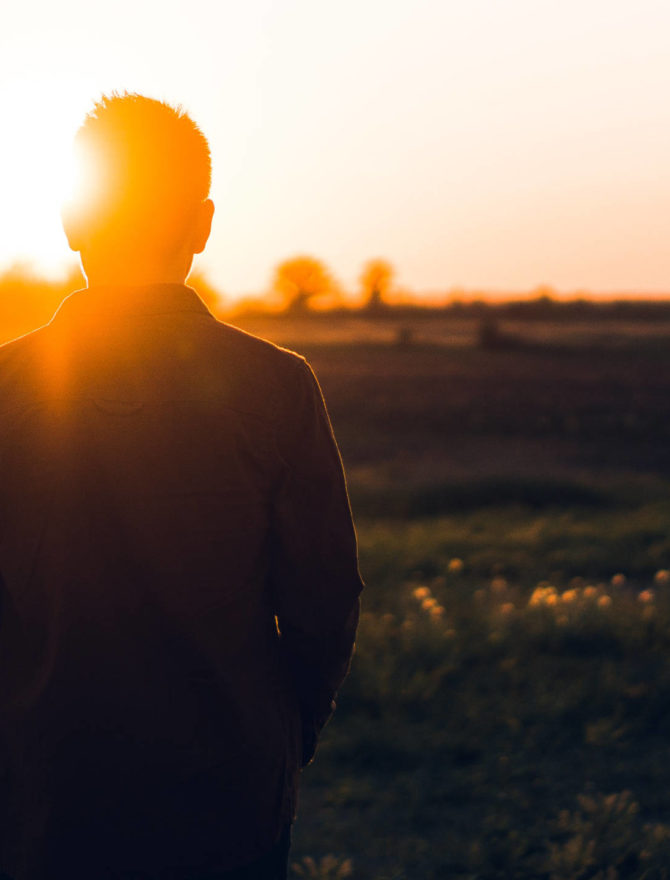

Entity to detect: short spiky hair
[72,92,211,238]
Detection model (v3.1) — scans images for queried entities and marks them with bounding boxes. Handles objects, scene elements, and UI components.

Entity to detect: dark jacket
[0,283,363,879]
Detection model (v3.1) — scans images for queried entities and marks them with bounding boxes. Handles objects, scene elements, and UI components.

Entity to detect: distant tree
[188,268,225,316]
[531,284,557,306]
[273,256,335,313]
[360,258,393,311]
[446,287,466,312]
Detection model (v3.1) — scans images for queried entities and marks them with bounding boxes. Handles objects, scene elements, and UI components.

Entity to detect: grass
[291,506,670,878]
[272,338,670,878]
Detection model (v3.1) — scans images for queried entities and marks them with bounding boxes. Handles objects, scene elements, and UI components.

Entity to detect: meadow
[231,314,670,880]
[5,291,670,878]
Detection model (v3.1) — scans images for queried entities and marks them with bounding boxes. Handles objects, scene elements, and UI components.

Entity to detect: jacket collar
[51,283,213,324]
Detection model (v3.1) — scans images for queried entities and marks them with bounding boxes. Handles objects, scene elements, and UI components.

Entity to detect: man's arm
[270,358,364,766]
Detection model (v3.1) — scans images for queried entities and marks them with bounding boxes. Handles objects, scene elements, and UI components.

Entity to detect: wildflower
[528,585,557,607]
[421,597,437,611]
[654,569,670,586]
[598,595,612,608]
[490,576,507,595]
[638,589,655,604]
[412,586,430,600]
[545,594,558,606]
[448,558,464,574]
[499,602,515,615]
[561,589,578,603]
[583,585,598,599]
[430,604,445,619]
[611,573,626,588]
[293,856,352,879]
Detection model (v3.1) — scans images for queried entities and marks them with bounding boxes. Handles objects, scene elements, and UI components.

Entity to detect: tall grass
[292,505,670,878]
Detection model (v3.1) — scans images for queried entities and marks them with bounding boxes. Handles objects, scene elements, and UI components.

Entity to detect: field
[232,313,670,879]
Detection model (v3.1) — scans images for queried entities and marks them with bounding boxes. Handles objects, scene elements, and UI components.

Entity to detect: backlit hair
[71,92,211,246]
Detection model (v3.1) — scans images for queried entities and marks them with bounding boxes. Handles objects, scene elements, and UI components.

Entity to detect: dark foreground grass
[258,338,670,877]
[290,504,670,879]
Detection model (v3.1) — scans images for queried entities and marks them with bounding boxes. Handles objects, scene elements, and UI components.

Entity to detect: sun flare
[0,79,93,276]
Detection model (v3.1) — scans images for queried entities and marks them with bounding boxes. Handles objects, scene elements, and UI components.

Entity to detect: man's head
[62,92,214,285]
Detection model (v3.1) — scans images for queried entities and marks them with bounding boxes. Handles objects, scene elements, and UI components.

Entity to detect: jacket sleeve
[270,357,364,766]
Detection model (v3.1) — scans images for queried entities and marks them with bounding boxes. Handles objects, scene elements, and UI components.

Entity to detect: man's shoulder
[0,313,315,419]
[192,319,320,428]
[211,319,302,362]
[0,324,53,414]
[0,322,50,359]
[208,318,311,386]
[0,323,52,379]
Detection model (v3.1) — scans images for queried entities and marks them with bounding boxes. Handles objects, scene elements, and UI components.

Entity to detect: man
[0,93,363,879]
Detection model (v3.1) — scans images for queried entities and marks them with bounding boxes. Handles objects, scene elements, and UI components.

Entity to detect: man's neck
[80,251,193,288]
[85,269,189,288]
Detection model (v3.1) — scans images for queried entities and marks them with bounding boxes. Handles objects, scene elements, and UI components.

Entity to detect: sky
[1,0,669,300]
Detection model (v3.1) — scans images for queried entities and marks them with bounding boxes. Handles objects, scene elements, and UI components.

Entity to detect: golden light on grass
[528,585,557,607]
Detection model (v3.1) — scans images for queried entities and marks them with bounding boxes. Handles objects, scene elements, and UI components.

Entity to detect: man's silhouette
[0,93,363,880]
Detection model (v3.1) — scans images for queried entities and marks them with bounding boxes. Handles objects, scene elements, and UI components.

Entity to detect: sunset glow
[1,1,670,298]
[0,79,88,274]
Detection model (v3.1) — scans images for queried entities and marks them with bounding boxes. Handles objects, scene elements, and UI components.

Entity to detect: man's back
[0,284,363,879]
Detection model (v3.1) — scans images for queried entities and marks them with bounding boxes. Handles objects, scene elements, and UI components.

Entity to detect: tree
[188,268,225,317]
[360,259,393,311]
[272,256,336,313]
[531,284,557,307]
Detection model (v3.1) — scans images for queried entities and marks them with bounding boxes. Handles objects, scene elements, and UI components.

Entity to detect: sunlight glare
[0,79,92,275]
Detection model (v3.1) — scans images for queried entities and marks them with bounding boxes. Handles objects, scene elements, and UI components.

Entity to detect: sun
[0,77,95,276]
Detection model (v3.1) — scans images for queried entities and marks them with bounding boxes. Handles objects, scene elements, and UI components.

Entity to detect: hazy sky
[1,0,669,299]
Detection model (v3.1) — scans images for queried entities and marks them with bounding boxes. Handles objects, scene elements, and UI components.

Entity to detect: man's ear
[191,199,215,255]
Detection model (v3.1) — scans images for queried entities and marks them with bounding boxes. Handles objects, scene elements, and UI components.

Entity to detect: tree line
[1,258,670,348]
